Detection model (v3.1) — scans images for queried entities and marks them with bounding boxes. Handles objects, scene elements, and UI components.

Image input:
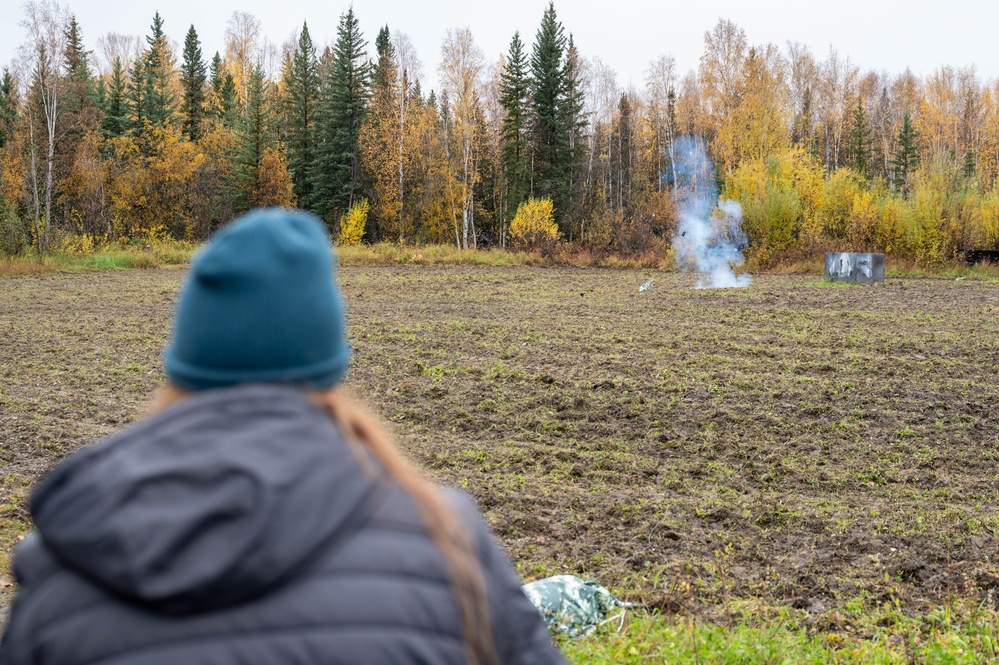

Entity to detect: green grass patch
[6,236,999,280]
[0,238,197,275]
[562,599,999,663]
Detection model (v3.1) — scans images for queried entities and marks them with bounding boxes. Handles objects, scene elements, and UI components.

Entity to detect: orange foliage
[254,146,294,208]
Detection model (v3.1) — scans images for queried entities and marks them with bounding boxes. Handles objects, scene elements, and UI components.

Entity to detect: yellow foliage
[52,233,100,256]
[338,199,369,246]
[817,169,862,241]
[255,147,294,208]
[106,129,204,239]
[976,190,999,248]
[509,198,560,251]
[725,147,825,260]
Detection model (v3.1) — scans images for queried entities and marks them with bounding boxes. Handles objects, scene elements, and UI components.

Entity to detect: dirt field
[2,266,998,621]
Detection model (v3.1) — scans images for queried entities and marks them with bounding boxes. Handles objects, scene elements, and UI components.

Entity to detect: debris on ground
[523,575,636,638]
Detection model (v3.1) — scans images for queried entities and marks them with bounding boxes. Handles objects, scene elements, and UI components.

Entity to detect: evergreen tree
[0,68,18,150]
[560,35,586,230]
[61,17,102,143]
[283,22,319,209]
[58,14,102,217]
[890,112,919,192]
[141,12,178,134]
[312,8,371,224]
[846,99,872,178]
[527,2,582,229]
[210,52,239,127]
[63,16,94,97]
[529,2,567,206]
[180,25,208,141]
[499,31,530,221]
[374,26,392,62]
[0,68,17,225]
[126,57,146,136]
[235,64,275,210]
[612,93,632,210]
[101,57,129,139]
[962,149,976,179]
[360,24,400,239]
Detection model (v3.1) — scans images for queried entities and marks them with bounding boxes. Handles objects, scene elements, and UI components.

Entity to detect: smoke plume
[669,137,751,289]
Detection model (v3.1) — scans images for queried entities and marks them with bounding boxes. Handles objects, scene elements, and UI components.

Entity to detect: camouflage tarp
[521,575,635,638]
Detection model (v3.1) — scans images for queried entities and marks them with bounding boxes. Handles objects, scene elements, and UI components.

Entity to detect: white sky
[2,0,997,92]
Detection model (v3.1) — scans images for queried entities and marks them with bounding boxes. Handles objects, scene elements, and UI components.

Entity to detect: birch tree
[645,54,678,191]
[18,0,68,251]
[439,27,484,249]
[224,11,262,106]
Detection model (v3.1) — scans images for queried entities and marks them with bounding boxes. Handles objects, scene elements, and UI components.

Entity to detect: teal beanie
[163,208,351,391]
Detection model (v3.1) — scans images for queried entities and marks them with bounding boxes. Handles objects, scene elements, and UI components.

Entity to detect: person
[0,209,565,665]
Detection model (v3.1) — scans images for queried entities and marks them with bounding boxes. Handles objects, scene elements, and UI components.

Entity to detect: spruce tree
[374,26,392,62]
[0,68,17,221]
[363,25,399,239]
[235,64,275,211]
[312,8,371,224]
[528,3,583,229]
[50,16,102,230]
[890,111,919,193]
[962,149,976,179]
[499,31,530,219]
[63,16,95,98]
[846,99,872,179]
[283,22,319,210]
[101,57,129,139]
[126,56,146,137]
[210,52,239,128]
[529,2,567,206]
[180,25,208,141]
[61,16,101,149]
[141,12,178,133]
[0,69,17,150]
[560,35,586,228]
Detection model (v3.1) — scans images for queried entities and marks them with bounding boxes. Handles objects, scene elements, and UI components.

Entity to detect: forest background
[1,0,998,269]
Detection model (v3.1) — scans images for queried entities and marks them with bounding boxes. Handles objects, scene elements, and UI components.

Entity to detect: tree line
[1,1,998,264]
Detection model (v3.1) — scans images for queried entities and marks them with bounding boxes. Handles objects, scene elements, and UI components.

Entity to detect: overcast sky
[3,0,997,93]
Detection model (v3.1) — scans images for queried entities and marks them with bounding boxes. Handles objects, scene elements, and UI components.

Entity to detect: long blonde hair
[151,384,498,665]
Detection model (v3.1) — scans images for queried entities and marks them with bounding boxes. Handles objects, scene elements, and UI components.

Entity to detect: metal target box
[824,253,885,284]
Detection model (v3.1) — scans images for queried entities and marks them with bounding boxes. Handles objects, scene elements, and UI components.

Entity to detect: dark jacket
[0,385,564,665]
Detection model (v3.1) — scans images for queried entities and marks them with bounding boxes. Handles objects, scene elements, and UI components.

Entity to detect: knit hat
[163,208,351,391]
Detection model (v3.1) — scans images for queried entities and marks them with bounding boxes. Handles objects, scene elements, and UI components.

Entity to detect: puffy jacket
[0,384,564,665]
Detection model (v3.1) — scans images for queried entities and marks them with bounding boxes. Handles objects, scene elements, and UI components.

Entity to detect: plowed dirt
[2,267,998,619]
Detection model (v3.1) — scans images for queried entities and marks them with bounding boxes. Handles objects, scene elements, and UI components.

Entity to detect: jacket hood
[30,384,382,614]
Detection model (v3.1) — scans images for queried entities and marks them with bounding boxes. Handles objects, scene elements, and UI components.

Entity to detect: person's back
[0,209,564,665]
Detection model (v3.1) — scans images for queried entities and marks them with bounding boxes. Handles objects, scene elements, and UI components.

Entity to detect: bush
[509,198,560,253]
[338,199,369,246]
[0,208,28,257]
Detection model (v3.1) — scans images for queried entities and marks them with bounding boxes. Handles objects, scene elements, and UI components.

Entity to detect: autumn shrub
[873,195,907,256]
[582,191,676,253]
[0,209,28,256]
[147,238,197,265]
[726,148,825,267]
[338,199,369,246]
[906,164,951,264]
[52,232,100,257]
[254,147,295,208]
[509,198,560,253]
[976,190,999,249]
[816,168,861,242]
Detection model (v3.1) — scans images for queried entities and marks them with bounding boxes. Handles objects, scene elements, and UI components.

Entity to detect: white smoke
[669,137,751,289]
